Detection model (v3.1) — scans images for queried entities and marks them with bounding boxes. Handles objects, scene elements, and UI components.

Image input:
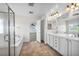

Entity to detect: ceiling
[0,3,8,12]
[8,3,68,17]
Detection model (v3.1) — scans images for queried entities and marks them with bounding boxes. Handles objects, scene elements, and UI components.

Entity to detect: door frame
[40,19,45,43]
[7,4,15,56]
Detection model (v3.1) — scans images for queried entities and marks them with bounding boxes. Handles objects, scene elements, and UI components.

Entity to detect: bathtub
[0,35,23,56]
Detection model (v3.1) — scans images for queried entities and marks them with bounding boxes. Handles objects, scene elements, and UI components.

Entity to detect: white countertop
[47,32,79,41]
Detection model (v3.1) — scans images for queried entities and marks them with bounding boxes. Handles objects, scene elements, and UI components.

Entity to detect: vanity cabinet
[46,33,79,56]
[49,34,53,47]
[68,39,72,56]
[71,40,79,56]
[49,35,54,48]
[47,34,50,45]
[53,36,59,51]
[69,40,79,56]
[59,38,79,56]
[59,37,68,56]
[47,34,59,51]
[47,34,54,47]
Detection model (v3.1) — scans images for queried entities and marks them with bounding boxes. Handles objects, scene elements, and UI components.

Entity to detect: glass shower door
[0,3,15,56]
[0,3,9,56]
[9,7,15,56]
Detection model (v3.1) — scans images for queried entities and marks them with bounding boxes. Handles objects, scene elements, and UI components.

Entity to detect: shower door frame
[8,5,15,56]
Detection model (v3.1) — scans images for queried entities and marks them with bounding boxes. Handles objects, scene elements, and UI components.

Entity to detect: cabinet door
[49,35,54,48]
[71,40,79,56]
[69,40,72,56]
[49,35,51,46]
[47,34,50,45]
[53,36,59,51]
[59,38,68,56]
[54,36,58,50]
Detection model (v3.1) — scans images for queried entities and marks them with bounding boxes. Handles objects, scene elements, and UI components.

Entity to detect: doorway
[41,19,45,43]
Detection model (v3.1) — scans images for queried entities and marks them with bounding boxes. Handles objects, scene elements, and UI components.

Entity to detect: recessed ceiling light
[29,11,34,14]
[28,3,34,7]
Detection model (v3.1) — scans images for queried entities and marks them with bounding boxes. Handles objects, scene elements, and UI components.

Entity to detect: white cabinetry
[53,36,59,51]
[47,34,50,45]
[47,34,59,51]
[49,35,54,48]
[71,40,79,56]
[69,40,79,56]
[59,37,68,56]
[46,33,79,56]
[68,39,72,56]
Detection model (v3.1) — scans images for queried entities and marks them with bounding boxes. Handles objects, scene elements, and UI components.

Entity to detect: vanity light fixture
[53,11,61,17]
[70,3,75,12]
[65,3,79,13]
[58,13,62,16]
[76,3,79,7]
[75,3,79,10]
[71,3,75,9]
[65,5,70,12]
[75,6,79,10]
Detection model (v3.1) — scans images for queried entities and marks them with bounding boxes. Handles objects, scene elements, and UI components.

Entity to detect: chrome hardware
[4,34,9,41]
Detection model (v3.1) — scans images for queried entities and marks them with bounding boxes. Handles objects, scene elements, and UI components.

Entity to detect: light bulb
[75,6,79,10]
[65,7,70,12]
[71,4,75,9]
[59,13,61,17]
[56,13,58,16]
[76,3,79,7]
[70,8,74,12]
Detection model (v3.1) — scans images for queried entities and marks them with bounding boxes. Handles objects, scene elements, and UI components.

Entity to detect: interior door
[36,20,41,43]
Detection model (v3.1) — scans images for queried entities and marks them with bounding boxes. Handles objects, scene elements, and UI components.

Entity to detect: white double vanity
[45,9,79,56]
[46,32,79,56]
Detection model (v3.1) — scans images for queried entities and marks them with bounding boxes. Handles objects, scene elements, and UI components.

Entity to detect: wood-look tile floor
[20,41,61,56]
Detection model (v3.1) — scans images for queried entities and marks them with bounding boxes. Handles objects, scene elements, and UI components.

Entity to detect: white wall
[15,15,40,42]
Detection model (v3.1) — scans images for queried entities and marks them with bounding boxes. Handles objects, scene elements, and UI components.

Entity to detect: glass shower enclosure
[0,3,15,56]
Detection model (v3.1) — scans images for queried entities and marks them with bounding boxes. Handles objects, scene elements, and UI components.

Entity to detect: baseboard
[47,44,63,56]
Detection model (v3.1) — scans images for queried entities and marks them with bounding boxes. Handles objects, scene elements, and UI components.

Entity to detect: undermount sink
[68,34,79,38]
